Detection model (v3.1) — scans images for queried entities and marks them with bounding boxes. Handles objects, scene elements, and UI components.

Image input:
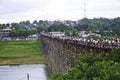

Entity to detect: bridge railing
[41,33,120,49]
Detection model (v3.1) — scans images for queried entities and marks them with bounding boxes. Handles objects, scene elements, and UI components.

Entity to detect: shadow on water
[0,64,48,80]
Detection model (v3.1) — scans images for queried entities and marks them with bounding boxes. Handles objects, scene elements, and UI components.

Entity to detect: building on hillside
[88,33,101,37]
[78,31,101,38]
[0,27,12,38]
[26,34,38,40]
[48,32,65,37]
[78,31,89,38]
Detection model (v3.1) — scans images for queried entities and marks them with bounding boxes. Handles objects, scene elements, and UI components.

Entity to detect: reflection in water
[0,64,47,80]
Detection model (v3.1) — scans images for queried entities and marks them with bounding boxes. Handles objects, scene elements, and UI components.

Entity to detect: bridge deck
[41,33,120,49]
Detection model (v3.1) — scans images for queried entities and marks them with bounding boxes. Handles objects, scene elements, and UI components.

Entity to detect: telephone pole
[84,2,86,18]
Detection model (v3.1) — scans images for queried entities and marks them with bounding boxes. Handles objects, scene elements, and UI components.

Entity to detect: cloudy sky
[0,0,120,23]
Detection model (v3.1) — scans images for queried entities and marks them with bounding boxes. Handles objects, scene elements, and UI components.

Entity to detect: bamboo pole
[27,73,29,80]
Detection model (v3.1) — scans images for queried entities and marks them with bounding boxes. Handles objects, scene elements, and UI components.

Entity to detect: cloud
[0,0,120,23]
[0,0,50,15]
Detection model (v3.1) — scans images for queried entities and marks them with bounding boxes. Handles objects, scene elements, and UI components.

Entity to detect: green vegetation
[49,49,120,80]
[1,17,120,38]
[9,27,37,37]
[0,40,45,65]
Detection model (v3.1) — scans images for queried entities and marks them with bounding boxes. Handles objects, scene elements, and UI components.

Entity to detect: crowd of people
[41,33,120,49]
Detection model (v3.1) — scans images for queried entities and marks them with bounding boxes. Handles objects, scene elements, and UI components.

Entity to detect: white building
[78,31,89,38]
[0,27,12,37]
[78,31,101,38]
[88,33,101,37]
[48,32,65,37]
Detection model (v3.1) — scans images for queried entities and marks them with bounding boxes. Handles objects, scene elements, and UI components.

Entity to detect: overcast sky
[0,0,120,23]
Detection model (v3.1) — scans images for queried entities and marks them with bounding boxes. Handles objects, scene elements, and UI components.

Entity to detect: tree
[49,49,120,80]
[75,18,90,31]
[9,30,19,37]
[0,24,6,30]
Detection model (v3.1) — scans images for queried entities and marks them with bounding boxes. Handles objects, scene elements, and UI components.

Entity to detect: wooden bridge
[40,33,120,73]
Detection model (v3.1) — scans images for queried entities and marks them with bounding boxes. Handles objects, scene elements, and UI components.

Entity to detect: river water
[0,64,48,80]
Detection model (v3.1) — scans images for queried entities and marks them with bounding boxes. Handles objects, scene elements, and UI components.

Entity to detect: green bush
[49,49,120,80]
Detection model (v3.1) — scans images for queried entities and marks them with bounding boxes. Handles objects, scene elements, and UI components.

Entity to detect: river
[0,64,48,80]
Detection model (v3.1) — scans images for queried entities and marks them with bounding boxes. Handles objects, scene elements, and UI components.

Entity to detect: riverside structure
[41,33,120,73]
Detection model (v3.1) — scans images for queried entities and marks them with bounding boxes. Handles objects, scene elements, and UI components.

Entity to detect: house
[78,31,89,38]
[48,32,65,37]
[0,27,12,37]
[88,33,101,37]
[78,31,101,38]
[26,34,38,40]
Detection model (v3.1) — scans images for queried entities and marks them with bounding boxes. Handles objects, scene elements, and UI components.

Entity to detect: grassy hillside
[0,40,45,65]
